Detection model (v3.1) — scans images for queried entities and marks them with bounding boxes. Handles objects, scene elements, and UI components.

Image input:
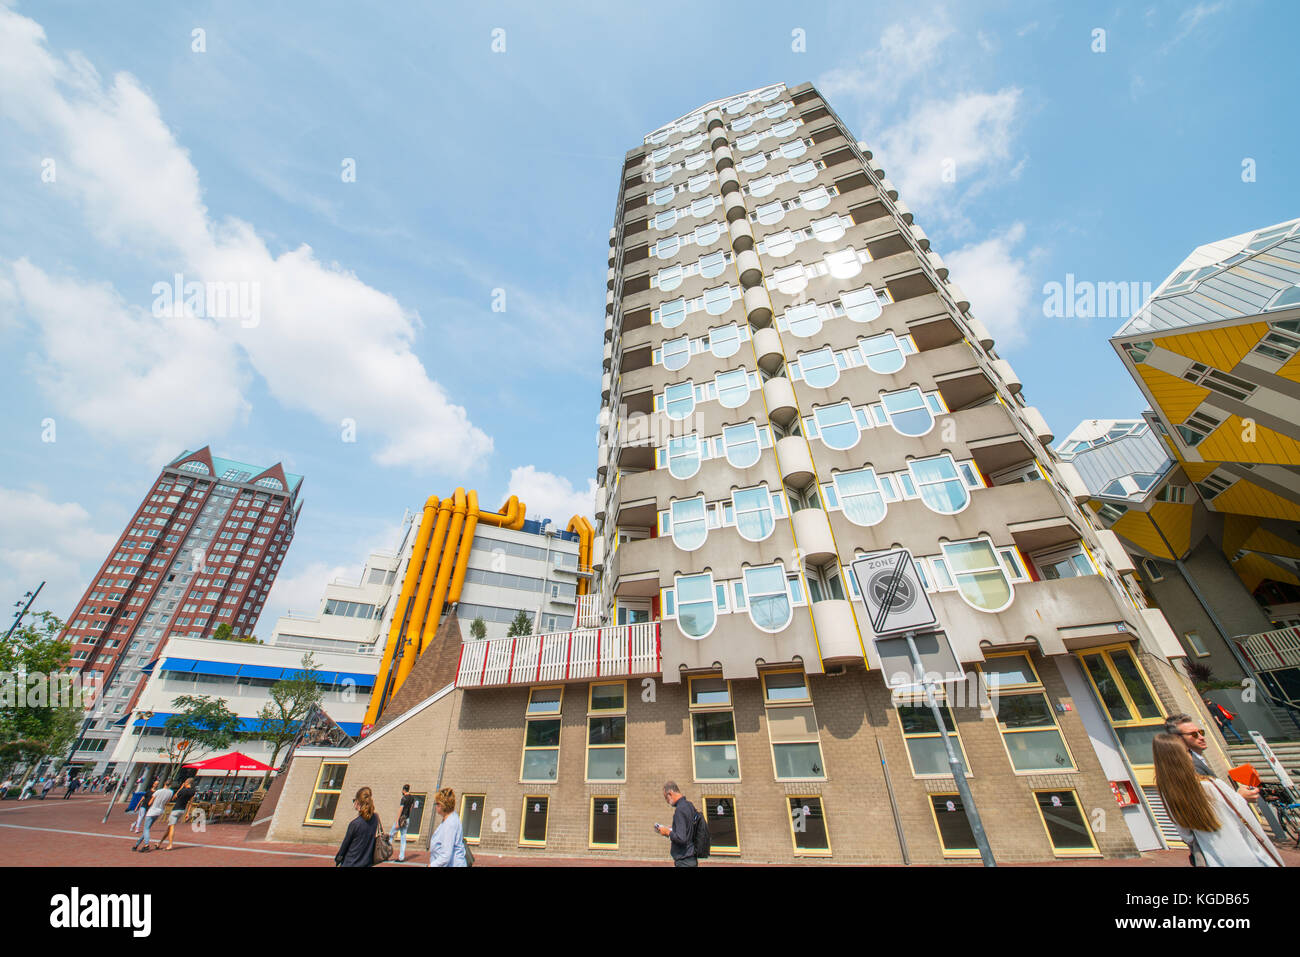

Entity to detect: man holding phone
[654,782,699,867]
[1166,713,1258,802]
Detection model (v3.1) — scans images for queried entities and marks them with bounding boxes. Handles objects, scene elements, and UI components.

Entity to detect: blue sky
[1,0,1296,628]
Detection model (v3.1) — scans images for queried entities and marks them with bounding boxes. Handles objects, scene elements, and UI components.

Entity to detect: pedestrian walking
[1153,733,1284,867]
[390,784,415,862]
[131,780,157,833]
[334,786,379,867]
[428,787,467,867]
[19,778,35,800]
[40,776,54,799]
[654,782,701,867]
[156,778,196,851]
[132,780,172,853]
[0,777,12,800]
[62,774,78,799]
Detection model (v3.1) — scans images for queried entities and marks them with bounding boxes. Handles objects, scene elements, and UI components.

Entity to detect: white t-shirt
[148,787,174,818]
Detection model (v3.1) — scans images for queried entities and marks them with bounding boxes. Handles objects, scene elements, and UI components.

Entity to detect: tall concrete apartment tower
[588,81,1213,859]
[268,84,1226,863]
[62,446,302,769]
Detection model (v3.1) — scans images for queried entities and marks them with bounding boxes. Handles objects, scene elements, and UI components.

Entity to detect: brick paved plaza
[3,792,1297,867]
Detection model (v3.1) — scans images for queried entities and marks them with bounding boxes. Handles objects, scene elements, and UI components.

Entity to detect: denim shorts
[167,810,183,826]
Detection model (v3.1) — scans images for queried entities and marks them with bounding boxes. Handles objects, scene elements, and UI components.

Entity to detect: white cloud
[875,88,1022,210]
[10,259,251,465]
[505,466,596,526]
[0,485,117,622]
[817,21,955,108]
[260,561,355,636]
[945,223,1034,349]
[0,7,491,472]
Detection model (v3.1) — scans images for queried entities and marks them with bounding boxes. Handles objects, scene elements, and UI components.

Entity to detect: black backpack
[692,805,711,859]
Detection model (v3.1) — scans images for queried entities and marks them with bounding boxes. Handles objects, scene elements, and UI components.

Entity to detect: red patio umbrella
[184,751,279,803]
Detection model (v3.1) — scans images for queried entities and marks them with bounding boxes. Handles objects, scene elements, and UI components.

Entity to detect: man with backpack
[655,782,709,867]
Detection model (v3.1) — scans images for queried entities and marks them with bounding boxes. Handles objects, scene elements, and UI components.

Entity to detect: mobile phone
[653,822,662,831]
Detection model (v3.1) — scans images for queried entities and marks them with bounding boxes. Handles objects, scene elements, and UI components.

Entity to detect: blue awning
[337,722,362,736]
[160,658,198,673]
[336,672,375,689]
[237,664,284,680]
[133,712,173,728]
[191,660,241,677]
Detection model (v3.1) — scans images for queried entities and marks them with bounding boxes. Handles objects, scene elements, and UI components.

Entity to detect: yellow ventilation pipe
[567,515,594,595]
[388,492,457,695]
[362,495,439,727]
[414,487,468,659]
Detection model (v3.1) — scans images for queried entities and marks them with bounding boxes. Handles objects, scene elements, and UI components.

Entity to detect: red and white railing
[456,621,661,688]
[575,594,601,628]
[1236,625,1300,672]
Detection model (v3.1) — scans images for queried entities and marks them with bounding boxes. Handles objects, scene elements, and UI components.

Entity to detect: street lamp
[102,709,153,824]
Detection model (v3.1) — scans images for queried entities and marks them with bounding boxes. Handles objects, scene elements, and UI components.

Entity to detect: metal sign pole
[903,630,995,868]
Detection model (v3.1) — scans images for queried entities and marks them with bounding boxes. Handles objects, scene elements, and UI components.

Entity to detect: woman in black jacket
[334,786,379,867]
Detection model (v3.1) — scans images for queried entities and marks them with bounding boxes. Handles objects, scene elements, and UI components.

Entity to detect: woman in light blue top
[428,787,467,867]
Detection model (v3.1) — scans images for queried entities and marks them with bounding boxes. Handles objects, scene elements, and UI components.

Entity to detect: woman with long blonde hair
[428,786,468,867]
[334,785,380,867]
[1152,733,1283,867]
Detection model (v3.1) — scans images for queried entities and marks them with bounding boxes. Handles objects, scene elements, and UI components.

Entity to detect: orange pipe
[363,496,438,727]
[448,490,480,605]
[567,515,594,595]
[390,493,456,693]
[416,487,468,657]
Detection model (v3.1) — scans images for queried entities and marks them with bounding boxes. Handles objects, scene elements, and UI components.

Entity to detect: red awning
[184,751,278,772]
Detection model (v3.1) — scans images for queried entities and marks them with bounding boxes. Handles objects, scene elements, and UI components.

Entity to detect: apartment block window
[305,763,347,825]
[940,538,1015,612]
[930,794,979,858]
[689,677,739,781]
[1034,790,1100,856]
[980,653,1075,773]
[1078,645,1165,772]
[669,497,708,551]
[520,796,549,847]
[520,687,562,782]
[1032,544,1095,581]
[910,456,971,514]
[762,671,825,780]
[461,794,486,844]
[881,387,938,437]
[744,563,793,632]
[703,796,739,855]
[590,797,619,849]
[1184,631,1210,657]
[897,699,970,776]
[587,682,626,782]
[787,796,830,856]
[674,573,716,638]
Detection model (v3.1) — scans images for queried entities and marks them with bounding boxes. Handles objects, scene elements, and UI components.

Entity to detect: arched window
[764,102,790,119]
[810,216,845,243]
[663,381,695,420]
[833,469,886,526]
[690,196,717,217]
[764,230,797,257]
[653,186,675,205]
[910,456,969,514]
[796,348,839,389]
[772,264,808,295]
[756,201,784,225]
[841,286,883,323]
[732,486,775,542]
[814,403,860,450]
[789,161,818,182]
[709,324,741,358]
[658,298,687,329]
[661,335,690,371]
[799,186,831,210]
[675,573,717,638]
[668,435,701,479]
[671,497,708,551]
[941,539,1014,612]
[178,461,211,474]
[703,285,734,316]
[749,175,778,197]
[723,423,761,469]
[655,235,680,259]
[694,222,724,247]
[825,247,862,279]
[715,369,754,408]
[699,251,727,279]
[745,563,792,632]
[657,264,684,291]
[772,118,797,138]
[860,332,911,374]
[783,301,822,337]
[881,388,934,437]
[654,209,678,230]
[740,153,767,173]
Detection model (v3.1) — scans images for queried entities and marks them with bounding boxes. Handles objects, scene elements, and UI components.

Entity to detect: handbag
[464,840,475,868]
[372,814,393,865]
[1209,779,1285,867]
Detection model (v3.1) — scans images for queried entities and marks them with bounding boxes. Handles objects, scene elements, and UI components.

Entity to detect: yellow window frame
[520,684,564,784]
[586,680,627,783]
[786,794,832,857]
[1032,788,1101,858]
[303,761,347,826]
[894,693,974,779]
[761,668,826,782]
[928,792,981,859]
[461,793,486,845]
[589,795,620,849]
[689,675,741,783]
[1076,644,1163,729]
[701,794,741,856]
[519,794,550,847]
[980,652,1077,775]
[401,792,428,839]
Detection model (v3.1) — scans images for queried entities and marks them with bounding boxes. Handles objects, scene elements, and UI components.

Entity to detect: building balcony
[456,621,661,689]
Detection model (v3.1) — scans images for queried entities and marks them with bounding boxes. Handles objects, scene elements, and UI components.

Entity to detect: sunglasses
[1180,729,1206,737]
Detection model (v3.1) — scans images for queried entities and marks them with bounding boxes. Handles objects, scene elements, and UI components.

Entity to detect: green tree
[0,611,81,786]
[250,653,324,787]
[506,609,534,638]
[212,623,234,641]
[469,616,487,640]
[161,695,242,784]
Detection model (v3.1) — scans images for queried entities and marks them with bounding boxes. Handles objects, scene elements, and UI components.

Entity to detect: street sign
[874,631,963,690]
[1249,730,1296,791]
[851,549,937,637]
